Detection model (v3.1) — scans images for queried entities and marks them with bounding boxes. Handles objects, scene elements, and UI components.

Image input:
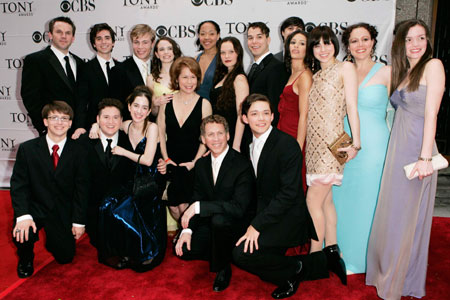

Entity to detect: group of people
[10,14,445,300]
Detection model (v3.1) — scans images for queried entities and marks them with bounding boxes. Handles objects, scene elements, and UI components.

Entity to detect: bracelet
[418,156,432,162]
[351,144,361,151]
[164,158,171,163]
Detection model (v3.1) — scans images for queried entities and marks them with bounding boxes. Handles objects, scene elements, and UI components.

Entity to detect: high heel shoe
[323,244,347,285]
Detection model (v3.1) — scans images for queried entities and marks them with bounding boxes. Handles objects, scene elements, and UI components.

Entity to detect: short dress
[306,61,346,186]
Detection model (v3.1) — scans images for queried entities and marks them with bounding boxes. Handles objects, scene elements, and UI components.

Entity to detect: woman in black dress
[157,57,212,220]
[210,37,248,151]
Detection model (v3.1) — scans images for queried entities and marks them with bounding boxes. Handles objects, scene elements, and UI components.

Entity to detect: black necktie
[248,63,259,84]
[64,56,76,86]
[105,61,111,84]
[105,138,113,169]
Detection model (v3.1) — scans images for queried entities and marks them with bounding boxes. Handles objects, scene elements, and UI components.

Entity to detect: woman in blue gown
[332,23,391,274]
[98,86,167,272]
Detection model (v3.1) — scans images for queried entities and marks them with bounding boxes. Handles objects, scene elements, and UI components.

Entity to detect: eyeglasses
[47,116,71,122]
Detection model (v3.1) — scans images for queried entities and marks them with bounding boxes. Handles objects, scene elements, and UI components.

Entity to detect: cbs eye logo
[32,31,50,43]
[191,0,203,6]
[156,26,168,37]
[60,0,71,12]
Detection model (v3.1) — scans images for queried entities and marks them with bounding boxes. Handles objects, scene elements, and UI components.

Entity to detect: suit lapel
[55,138,73,173]
[214,150,233,188]
[94,139,108,168]
[93,57,109,88]
[38,136,54,172]
[256,129,277,179]
[127,59,145,87]
[46,47,74,91]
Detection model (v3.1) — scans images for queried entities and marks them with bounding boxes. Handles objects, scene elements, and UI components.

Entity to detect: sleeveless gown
[98,136,167,268]
[153,81,176,97]
[306,61,346,186]
[277,72,307,194]
[209,86,238,144]
[366,85,438,299]
[332,63,390,274]
[165,97,203,206]
[196,53,217,100]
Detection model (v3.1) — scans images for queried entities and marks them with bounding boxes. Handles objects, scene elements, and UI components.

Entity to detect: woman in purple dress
[366,20,445,299]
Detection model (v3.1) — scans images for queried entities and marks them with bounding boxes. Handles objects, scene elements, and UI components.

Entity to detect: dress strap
[292,70,306,85]
[359,63,383,89]
[127,121,133,135]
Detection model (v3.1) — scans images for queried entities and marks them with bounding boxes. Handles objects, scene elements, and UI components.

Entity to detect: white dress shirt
[181,146,229,237]
[99,131,119,151]
[133,54,150,84]
[250,126,272,175]
[97,55,115,84]
[51,45,77,80]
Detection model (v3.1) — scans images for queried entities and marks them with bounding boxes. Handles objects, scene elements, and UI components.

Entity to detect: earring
[371,48,375,59]
[346,52,352,62]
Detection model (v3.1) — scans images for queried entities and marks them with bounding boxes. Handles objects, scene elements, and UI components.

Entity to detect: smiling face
[155,39,175,64]
[247,27,271,61]
[201,122,229,158]
[242,100,273,138]
[348,27,374,61]
[313,38,335,67]
[44,111,72,140]
[405,24,427,63]
[198,22,220,51]
[178,67,198,94]
[132,33,153,61]
[128,95,151,123]
[97,106,122,138]
[220,41,238,70]
[289,33,307,61]
[94,29,114,58]
[49,21,75,54]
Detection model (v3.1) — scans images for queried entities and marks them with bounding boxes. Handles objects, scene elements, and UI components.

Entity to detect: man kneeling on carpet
[11,101,89,278]
[175,115,255,292]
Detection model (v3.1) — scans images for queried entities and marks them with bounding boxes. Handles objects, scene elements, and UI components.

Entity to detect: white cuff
[17,214,33,223]
[72,223,85,228]
[181,228,193,236]
[194,201,200,214]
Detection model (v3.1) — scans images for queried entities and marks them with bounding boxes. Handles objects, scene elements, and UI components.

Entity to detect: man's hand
[181,203,197,229]
[72,226,85,240]
[13,219,37,243]
[175,232,191,256]
[71,128,86,140]
[236,225,260,253]
[157,158,167,175]
[179,161,195,171]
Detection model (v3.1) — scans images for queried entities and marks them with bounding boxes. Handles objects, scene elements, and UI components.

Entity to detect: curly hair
[150,37,182,83]
[342,23,378,57]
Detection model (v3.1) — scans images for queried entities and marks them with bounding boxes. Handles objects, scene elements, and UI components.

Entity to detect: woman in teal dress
[332,23,391,274]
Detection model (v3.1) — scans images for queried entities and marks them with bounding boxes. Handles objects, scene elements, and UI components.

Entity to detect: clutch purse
[403,153,449,180]
[327,132,353,165]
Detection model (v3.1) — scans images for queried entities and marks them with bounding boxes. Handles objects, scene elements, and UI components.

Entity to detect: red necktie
[52,144,59,169]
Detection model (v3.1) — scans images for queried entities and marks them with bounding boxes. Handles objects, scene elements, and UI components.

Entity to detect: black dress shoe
[17,260,34,278]
[323,244,347,285]
[271,279,300,299]
[213,266,231,292]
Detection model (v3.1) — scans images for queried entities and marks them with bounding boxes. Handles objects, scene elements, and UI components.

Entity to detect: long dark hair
[390,19,432,95]
[284,30,310,71]
[212,37,245,111]
[126,85,153,134]
[150,37,182,83]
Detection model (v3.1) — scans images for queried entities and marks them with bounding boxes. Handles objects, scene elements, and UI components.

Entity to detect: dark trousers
[14,211,75,264]
[177,214,246,272]
[232,244,329,286]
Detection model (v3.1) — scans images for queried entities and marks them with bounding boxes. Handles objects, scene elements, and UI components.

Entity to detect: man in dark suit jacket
[82,98,134,250]
[175,115,255,292]
[74,23,118,135]
[21,16,85,136]
[273,17,305,62]
[11,101,89,278]
[232,94,328,299]
[246,22,289,127]
[110,24,155,120]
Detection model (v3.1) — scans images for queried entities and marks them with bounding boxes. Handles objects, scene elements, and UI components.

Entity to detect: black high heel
[323,244,347,285]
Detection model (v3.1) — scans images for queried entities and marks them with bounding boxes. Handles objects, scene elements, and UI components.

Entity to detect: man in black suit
[175,115,254,292]
[73,23,117,137]
[110,24,155,120]
[273,17,305,62]
[21,16,85,137]
[246,22,288,127]
[83,98,134,251]
[11,101,89,278]
[232,94,328,299]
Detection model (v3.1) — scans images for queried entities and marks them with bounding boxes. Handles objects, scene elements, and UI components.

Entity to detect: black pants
[14,211,75,264]
[177,214,246,272]
[232,244,329,286]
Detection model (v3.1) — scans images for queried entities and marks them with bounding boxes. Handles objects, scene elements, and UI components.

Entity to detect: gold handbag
[327,132,353,165]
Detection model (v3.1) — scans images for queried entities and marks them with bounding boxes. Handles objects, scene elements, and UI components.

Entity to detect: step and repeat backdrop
[0,0,396,187]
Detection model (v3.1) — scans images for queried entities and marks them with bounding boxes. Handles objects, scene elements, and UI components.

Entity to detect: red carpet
[1,190,449,299]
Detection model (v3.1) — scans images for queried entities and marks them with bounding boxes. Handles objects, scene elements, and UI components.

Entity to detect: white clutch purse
[403,153,449,180]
